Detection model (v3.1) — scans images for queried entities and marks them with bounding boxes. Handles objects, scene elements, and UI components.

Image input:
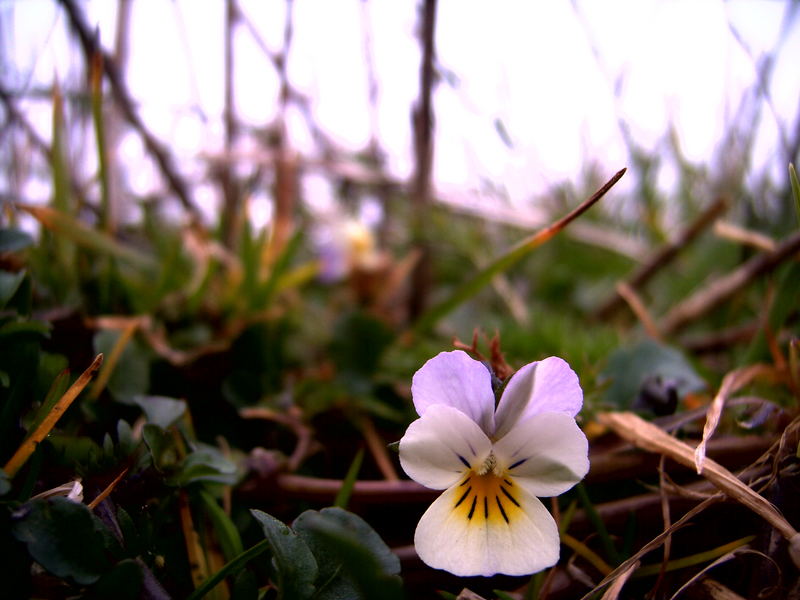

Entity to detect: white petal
[494,357,582,438]
[414,475,560,576]
[399,405,492,490]
[411,350,496,435]
[494,412,589,497]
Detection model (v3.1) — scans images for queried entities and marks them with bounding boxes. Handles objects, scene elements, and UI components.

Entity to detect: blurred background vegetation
[1,1,799,599]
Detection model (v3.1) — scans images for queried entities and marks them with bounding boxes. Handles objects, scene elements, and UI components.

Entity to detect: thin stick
[408,0,438,320]
[660,228,800,335]
[4,354,103,477]
[714,220,776,252]
[88,319,139,399]
[615,281,662,340]
[595,197,728,320]
[359,415,399,482]
[87,466,129,510]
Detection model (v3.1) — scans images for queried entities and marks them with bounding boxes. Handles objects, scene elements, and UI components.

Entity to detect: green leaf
[250,509,318,600]
[0,270,26,309]
[197,489,245,561]
[0,228,34,253]
[600,339,706,411]
[175,445,240,487]
[293,507,401,600]
[142,423,179,472]
[330,311,393,379]
[0,469,10,496]
[0,318,51,338]
[11,497,119,585]
[133,395,186,429]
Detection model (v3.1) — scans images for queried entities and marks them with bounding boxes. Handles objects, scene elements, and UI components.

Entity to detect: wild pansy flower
[399,350,589,577]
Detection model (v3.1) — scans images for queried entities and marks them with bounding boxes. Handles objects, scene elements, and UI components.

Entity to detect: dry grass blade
[579,495,721,600]
[667,548,770,600]
[595,196,728,319]
[598,411,800,567]
[615,281,662,340]
[695,364,774,474]
[4,354,104,477]
[89,318,141,400]
[178,489,210,589]
[600,560,639,600]
[87,466,130,510]
[660,228,800,334]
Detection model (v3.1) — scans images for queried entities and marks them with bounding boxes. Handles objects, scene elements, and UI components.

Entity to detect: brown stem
[660,228,800,335]
[407,0,437,321]
[219,0,241,248]
[58,0,200,221]
[594,197,729,320]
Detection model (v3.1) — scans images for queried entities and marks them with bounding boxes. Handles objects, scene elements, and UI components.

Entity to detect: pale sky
[4,0,799,224]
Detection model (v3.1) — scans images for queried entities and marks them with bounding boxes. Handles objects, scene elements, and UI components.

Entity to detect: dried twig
[408,0,438,320]
[660,228,800,335]
[615,281,662,340]
[219,0,241,247]
[595,197,728,320]
[359,415,399,482]
[695,364,776,474]
[58,0,200,220]
[714,220,776,252]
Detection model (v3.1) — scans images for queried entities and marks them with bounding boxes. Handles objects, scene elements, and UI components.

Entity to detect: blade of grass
[88,319,140,400]
[633,535,754,578]
[186,538,270,600]
[197,489,245,561]
[178,489,211,592]
[49,79,75,280]
[16,204,155,271]
[90,49,112,232]
[334,448,365,510]
[561,532,614,576]
[27,369,71,433]
[576,482,622,566]
[790,163,800,227]
[410,168,626,335]
[4,354,103,477]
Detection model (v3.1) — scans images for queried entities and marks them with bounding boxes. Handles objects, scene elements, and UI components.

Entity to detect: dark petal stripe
[467,497,477,520]
[500,486,521,507]
[459,477,471,487]
[454,487,472,508]
[457,454,471,468]
[496,496,510,523]
[503,479,513,486]
[483,497,489,519]
[509,457,527,469]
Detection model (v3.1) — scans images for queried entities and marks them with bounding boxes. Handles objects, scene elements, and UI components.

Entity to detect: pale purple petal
[399,404,492,490]
[493,356,582,438]
[411,350,496,434]
[494,412,589,498]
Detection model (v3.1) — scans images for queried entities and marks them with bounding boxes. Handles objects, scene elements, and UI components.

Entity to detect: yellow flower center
[452,460,525,526]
